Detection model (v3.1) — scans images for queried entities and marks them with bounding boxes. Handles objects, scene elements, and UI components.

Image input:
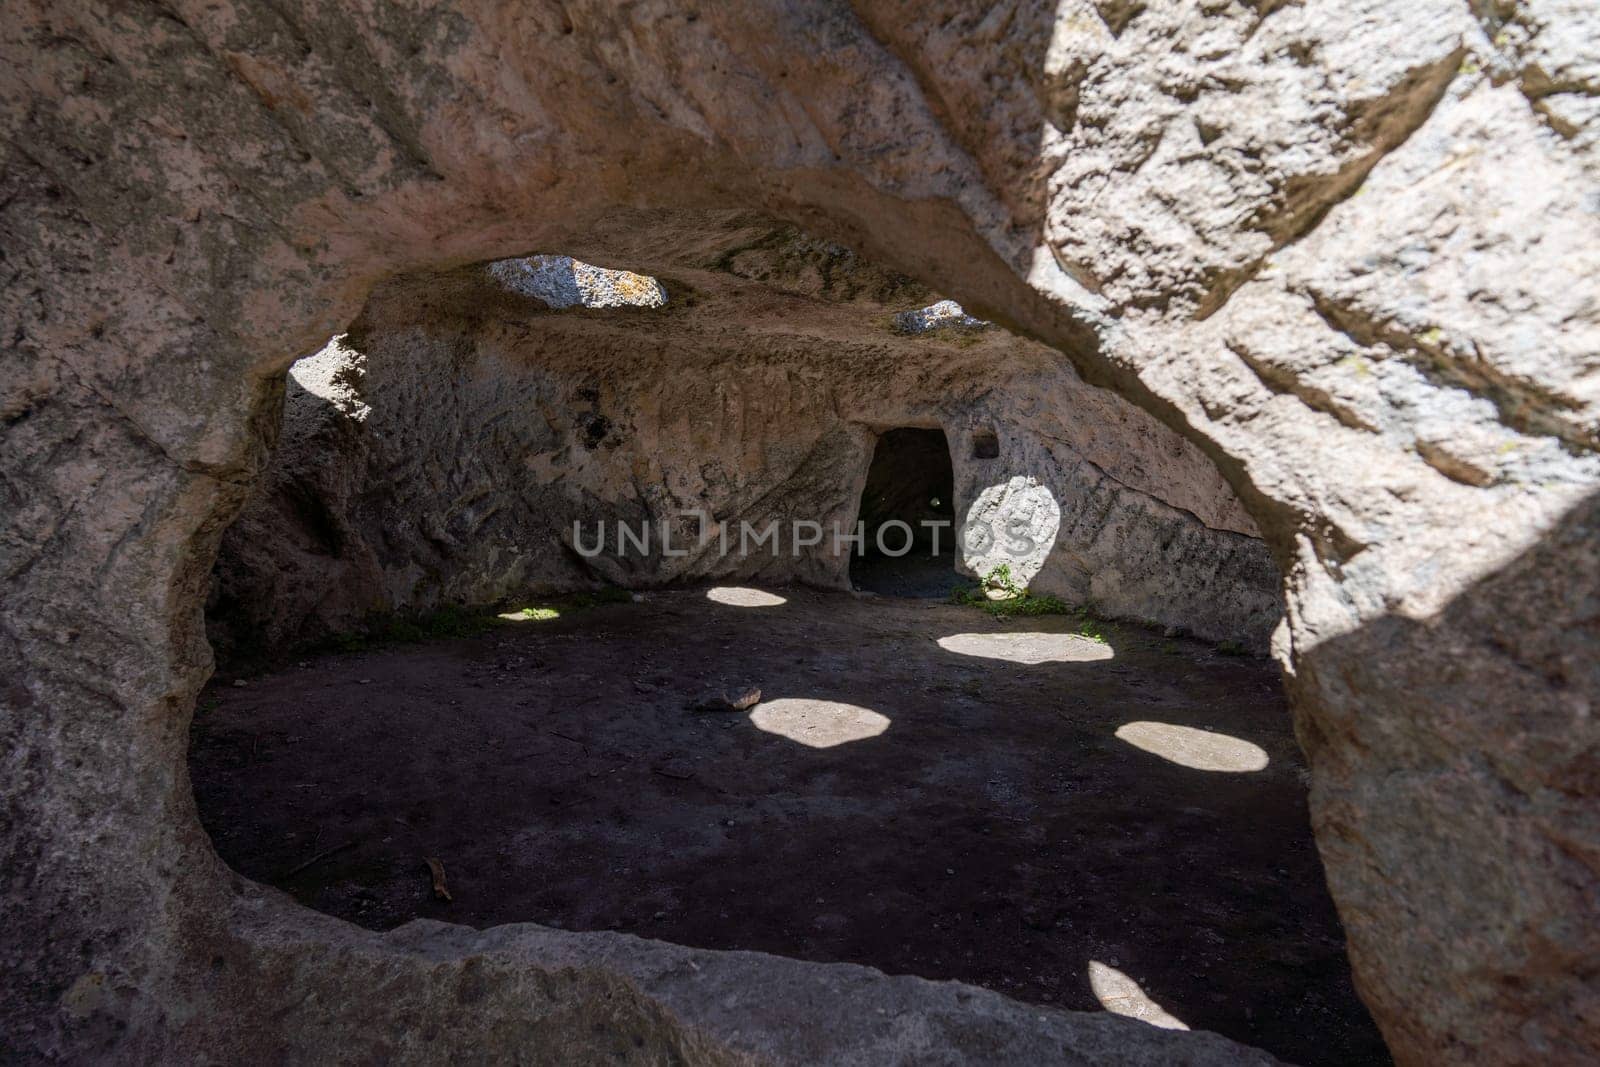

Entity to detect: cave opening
[14,0,1593,1055]
[186,229,1382,1067]
[850,427,959,598]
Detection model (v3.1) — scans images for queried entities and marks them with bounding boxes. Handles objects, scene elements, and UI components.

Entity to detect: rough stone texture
[209,243,1278,658]
[222,910,1286,1066]
[2,0,1597,1064]
[893,298,990,334]
[487,254,670,310]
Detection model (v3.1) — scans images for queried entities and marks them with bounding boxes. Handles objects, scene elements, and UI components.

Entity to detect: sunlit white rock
[289,336,370,422]
[488,255,667,309]
[892,298,990,334]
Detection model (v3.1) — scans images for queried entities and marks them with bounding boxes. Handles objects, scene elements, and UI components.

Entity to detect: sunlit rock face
[5,0,1599,1063]
[892,298,989,334]
[487,255,668,309]
[959,477,1062,587]
[207,228,1280,657]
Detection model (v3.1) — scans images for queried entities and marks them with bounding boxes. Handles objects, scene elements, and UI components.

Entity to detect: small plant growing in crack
[951,565,1075,620]
[1075,615,1107,643]
[504,606,561,621]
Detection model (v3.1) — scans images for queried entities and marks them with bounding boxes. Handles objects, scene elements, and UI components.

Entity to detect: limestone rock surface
[209,238,1279,657]
[3,0,1598,1063]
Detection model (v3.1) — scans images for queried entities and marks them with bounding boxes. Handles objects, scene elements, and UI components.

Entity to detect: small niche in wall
[971,429,999,459]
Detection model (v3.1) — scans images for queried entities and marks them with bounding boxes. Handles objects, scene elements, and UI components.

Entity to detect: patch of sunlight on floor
[705,586,788,607]
[1088,961,1190,1030]
[749,699,890,748]
[935,631,1114,665]
[1114,721,1269,772]
[499,606,560,622]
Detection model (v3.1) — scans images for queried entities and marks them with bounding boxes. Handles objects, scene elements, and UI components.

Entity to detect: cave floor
[191,586,1388,1066]
[850,548,964,598]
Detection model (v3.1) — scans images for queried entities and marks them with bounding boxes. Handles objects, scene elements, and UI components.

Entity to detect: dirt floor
[851,549,964,598]
[191,587,1389,1066]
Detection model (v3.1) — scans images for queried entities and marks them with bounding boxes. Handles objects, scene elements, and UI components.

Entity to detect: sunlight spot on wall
[960,477,1061,587]
[892,298,990,334]
[1114,721,1269,772]
[749,699,890,748]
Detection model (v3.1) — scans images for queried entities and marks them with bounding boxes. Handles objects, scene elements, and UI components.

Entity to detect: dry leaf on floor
[423,856,452,901]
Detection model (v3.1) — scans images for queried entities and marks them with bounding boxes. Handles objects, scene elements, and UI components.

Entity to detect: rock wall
[209,251,1279,657]
[3,1,1597,1063]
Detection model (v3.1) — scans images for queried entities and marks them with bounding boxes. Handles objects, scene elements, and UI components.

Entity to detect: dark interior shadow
[852,427,960,598]
[190,586,1389,1066]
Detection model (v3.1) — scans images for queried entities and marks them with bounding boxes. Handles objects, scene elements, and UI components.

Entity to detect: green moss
[503,606,561,621]
[504,585,631,618]
[1075,617,1107,643]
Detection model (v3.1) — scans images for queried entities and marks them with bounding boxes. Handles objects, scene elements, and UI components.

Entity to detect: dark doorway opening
[851,428,958,597]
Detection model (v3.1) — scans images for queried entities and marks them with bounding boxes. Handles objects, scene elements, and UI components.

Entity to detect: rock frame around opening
[3,1,1598,1063]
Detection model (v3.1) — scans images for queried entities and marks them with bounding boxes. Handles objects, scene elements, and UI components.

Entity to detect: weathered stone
[488,255,670,310]
[2,0,1597,1063]
[208,246,1278,658]
[892,299,990,334]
